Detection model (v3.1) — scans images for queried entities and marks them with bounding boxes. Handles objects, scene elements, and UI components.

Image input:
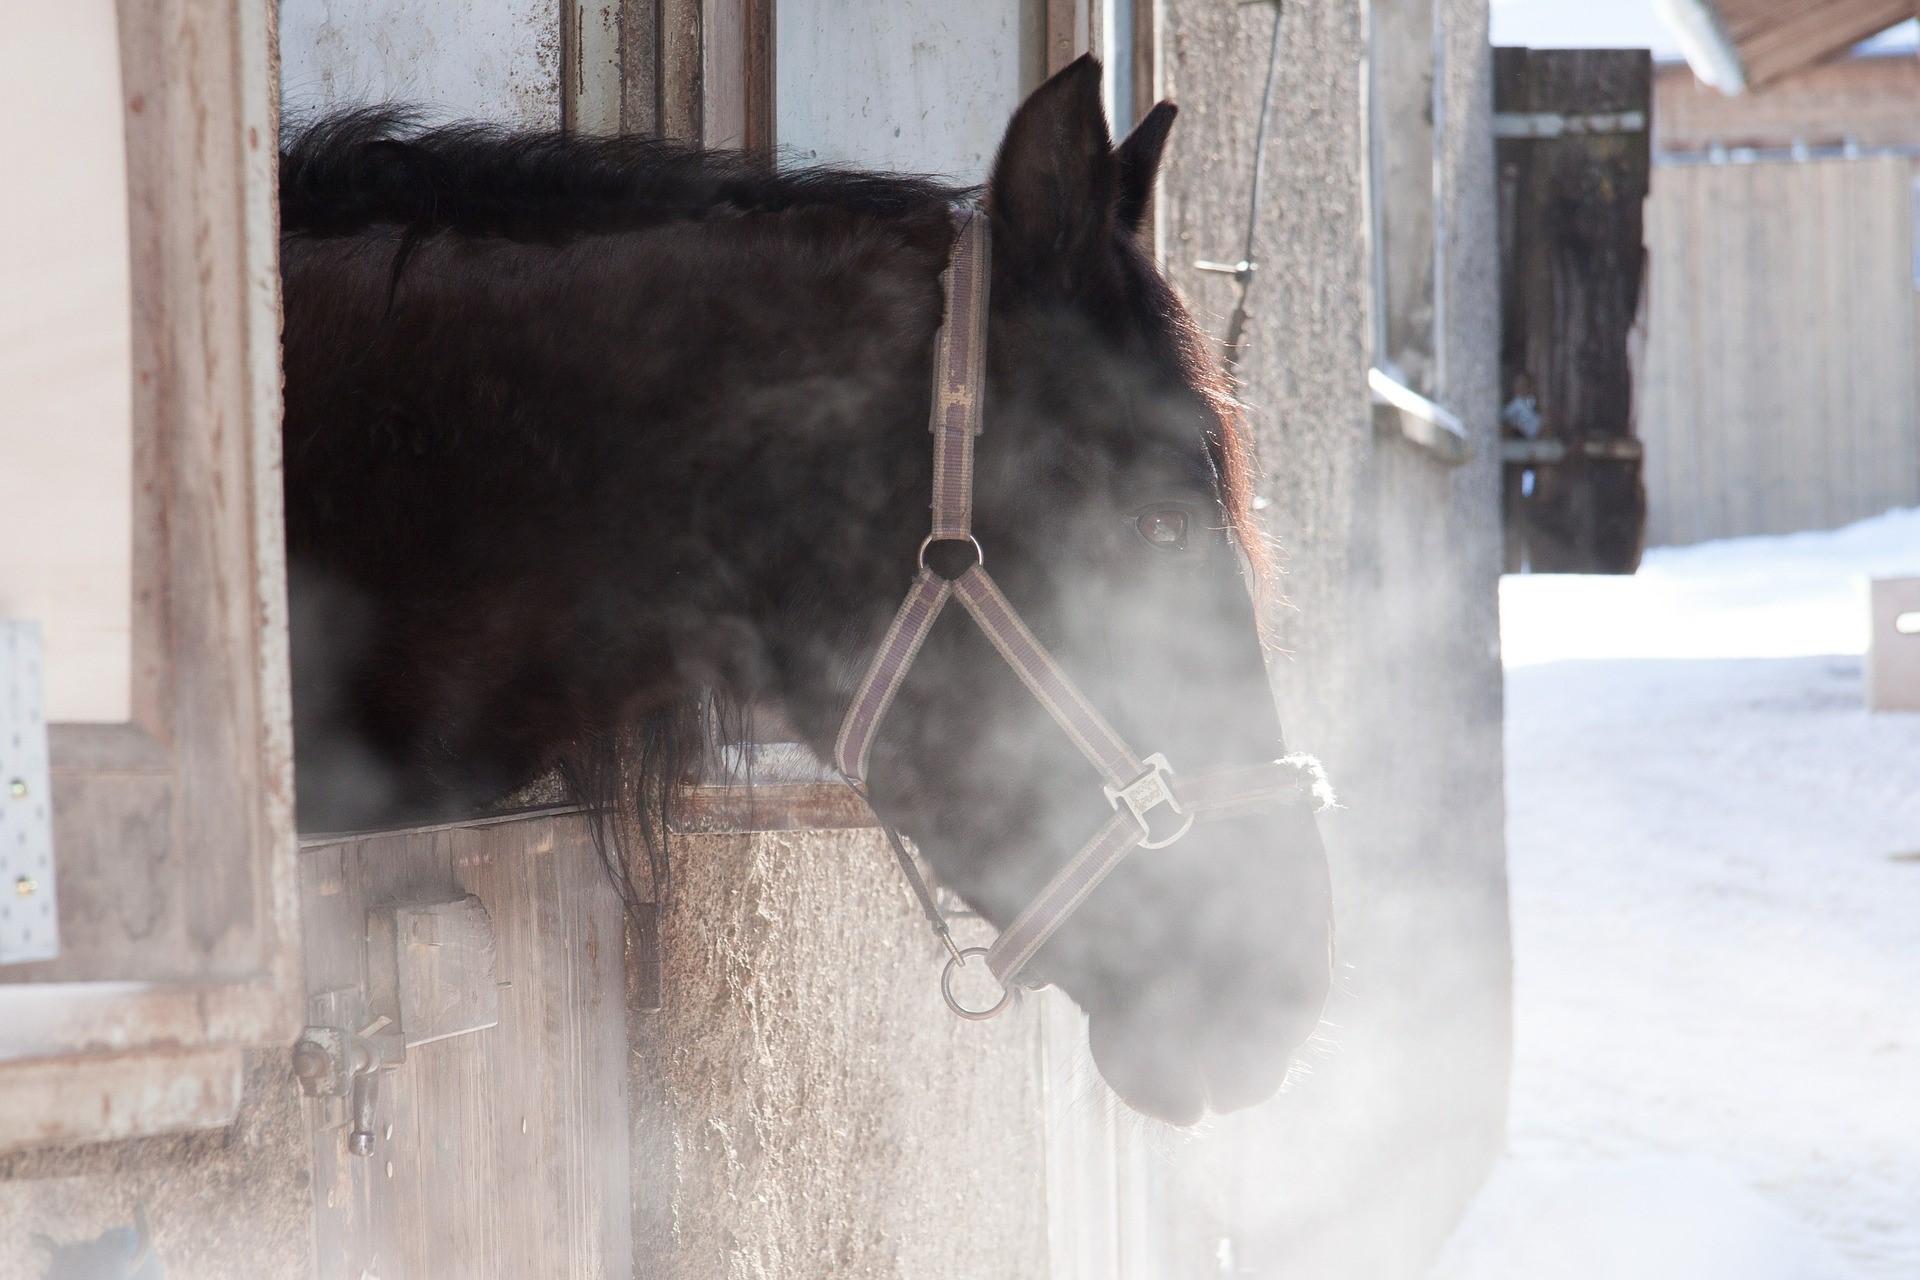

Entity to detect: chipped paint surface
[776,0,1034,182]
[280,0,562,127]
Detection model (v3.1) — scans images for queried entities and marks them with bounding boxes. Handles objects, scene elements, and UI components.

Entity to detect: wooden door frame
[0,0,297,1152]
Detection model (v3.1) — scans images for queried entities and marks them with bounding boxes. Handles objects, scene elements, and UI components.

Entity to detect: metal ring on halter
[941,946,1015,1020]
[918,534,984,574]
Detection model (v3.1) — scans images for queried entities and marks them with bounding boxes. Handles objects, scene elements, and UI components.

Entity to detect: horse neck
[577,208,953,707]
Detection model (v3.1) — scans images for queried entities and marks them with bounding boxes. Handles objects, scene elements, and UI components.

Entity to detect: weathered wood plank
[0,1047,243,1153]
[1496,48,1650,572]
[1718,0,1914,89]
[1636,155,1920,545]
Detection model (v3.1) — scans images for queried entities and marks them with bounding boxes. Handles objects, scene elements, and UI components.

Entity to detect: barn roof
[1666,0,1917,93]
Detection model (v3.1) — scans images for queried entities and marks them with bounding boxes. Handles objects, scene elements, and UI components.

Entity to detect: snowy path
[1431,509,1920,1280]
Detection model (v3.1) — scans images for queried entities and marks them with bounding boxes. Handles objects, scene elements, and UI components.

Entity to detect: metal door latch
[292,894,500,1155]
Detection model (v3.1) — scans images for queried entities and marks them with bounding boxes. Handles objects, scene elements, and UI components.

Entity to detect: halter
[837,206,1328,1020]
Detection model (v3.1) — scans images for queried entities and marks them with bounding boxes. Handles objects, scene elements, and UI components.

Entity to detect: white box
[1868,577,1920,713]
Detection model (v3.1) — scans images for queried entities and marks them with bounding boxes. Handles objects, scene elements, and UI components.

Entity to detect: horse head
[277,55,1330,1126]
[824,58,1334,1125]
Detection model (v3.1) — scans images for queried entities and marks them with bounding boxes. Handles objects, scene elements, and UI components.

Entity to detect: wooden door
[1496,48,1652,574]
[299,810,632,1280]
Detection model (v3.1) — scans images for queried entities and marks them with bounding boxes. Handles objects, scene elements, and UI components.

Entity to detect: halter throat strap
[835,205,1328,1015]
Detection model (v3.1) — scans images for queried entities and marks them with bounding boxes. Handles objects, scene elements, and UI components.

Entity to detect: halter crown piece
[836,206,1329,1020]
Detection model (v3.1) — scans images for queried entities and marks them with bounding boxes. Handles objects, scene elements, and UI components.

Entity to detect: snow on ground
[1431,508,1920,1280]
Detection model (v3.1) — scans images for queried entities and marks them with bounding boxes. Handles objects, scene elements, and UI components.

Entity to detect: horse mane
[280,108,965,243]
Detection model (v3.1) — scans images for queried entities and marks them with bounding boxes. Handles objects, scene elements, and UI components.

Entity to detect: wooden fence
[1636,154,1920,545]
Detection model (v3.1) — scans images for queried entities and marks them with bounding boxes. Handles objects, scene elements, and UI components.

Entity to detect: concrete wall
[1157,1,1510,1276]
[0,1053,313,1280]
[631,829,1056,1279]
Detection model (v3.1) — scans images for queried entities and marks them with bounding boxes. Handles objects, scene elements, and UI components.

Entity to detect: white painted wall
[0,0,133,722]
[280,0,563,126]
[775,0,1038,182]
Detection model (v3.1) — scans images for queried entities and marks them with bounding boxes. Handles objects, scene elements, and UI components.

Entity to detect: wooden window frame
[649,0,776,149]
[0,0,297,1151]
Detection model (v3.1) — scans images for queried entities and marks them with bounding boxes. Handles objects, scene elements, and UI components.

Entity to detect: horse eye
[1135,508,1188,551]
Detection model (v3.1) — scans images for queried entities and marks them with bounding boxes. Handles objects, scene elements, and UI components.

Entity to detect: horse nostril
[1196,999,1323,1115]
[1087,1012,1207,1127]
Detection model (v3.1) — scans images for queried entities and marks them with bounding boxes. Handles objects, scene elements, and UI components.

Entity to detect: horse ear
[1115,101,1177,233]
[987,54,1115,289]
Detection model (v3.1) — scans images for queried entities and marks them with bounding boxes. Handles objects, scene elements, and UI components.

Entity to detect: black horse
[280,56,1331,1124]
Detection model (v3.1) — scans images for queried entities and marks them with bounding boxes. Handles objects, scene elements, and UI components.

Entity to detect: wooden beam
[657,0,703,142]
[0,1047,244,1153]
[1713,0,1917,89]
[563,0,624,134]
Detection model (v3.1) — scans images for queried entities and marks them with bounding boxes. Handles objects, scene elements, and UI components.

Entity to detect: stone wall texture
[630,829,1055,1280]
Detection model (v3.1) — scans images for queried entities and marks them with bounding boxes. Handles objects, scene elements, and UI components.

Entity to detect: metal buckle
[1104,752,1195,850]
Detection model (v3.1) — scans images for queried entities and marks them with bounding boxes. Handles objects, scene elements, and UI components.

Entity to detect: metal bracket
[1501,438,1645,465]
[1369,367,1473,466]
[0,621,57,965]
[1493,110,1648,139]
[293,894,500,1155]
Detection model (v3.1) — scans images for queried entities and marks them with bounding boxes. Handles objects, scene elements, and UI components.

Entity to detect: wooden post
[654,0,773,151]
[1496,47,1652,574]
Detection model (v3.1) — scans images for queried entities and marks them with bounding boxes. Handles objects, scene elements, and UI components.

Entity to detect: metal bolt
[291,1039,332,1081]
[14,876,35,897]
[347,1130,375,1157]
[6,779,24,799]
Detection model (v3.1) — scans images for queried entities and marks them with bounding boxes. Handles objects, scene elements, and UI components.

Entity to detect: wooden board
[1635,155,1920,545]
[0,0,135,724]
[300,810,631,1280]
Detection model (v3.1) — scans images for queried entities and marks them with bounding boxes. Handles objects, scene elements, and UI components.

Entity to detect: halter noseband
[836,206,1328,1020]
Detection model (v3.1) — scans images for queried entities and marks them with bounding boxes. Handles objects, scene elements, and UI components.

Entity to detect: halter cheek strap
[837,206,1330,1018]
